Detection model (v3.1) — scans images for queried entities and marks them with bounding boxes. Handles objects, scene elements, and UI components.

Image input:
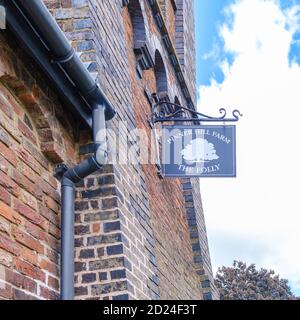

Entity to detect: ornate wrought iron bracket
[150,101,243,125]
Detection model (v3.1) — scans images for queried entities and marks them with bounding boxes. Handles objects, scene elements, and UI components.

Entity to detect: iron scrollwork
[151,101,243,124]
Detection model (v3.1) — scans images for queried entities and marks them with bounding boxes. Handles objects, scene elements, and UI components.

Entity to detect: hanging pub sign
[162,125,236,178]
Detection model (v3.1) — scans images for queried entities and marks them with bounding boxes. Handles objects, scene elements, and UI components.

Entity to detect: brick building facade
[0,0,218,300]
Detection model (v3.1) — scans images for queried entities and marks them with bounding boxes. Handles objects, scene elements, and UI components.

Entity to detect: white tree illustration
[181,138,219,164]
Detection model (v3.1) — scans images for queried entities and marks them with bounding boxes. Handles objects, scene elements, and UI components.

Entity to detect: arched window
[154,50,168,97]
[128,0,146,50]
[126,0,154,72]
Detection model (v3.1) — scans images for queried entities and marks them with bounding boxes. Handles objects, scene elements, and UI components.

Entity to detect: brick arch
[0,72,66,164]
[154,50,168,95]
[128,0,147,50]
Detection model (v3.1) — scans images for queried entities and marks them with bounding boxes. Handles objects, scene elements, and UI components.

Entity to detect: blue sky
[195,0,300,297]
[196,0,300,89]
[195,0,233,87]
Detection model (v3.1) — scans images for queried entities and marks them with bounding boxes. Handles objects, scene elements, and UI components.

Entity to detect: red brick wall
[0,32,77,300]
[0,0,216,300]
[175,0,196,101]
[122,3,201,300]
[158,0,177,43]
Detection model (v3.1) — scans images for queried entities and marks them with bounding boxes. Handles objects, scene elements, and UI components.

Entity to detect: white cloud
[198,0,300,294]
[202,42,221,61]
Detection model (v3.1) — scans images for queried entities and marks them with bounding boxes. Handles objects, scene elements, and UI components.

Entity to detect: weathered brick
[111,269,126,280]
[0,92,13,119]
[97,247,104,257]
[0,154,10,173]
[74,19,93,30]
[75,201,89,211]
[48,221,60,239]
[81,186,117,199]
[0,283,13,299]
[90,200,99,209]
[0,248,13,267]
[92,223,100,233]
[79,249,94,259]
[13,288,37,300]
[0,186,11,206]
[75,261,86,272]
[89,257,124,271]
[101,197,118,210]
[19,189,38,210]
[11,169,43,200]
[82,273,96,283]
[87,233,122,246]
[0,142,17,166]
[12,227,44,254]
[99,272,107,281]
[24,220,48,242]
[13,199,46,228]
[0,171,20,198]
[91,280,128,296]
[0,128,10,146]
[75,224,90,235]
[98,175,115,185]
[107,244,123,256]
[48,276,59,291]
[84,209,119,222]
[21,247,38,266]
[0,200,20,224]
[40,259,58,275]
[75,237,84,248]
[103,221,121,233]
[75,286,88,296]
[38,204,59,226]
[18,119,37,144]
[0,217,10,235]
[14,258,46,282]
[44,196,60,213]
[0,235,21,256]
[40,286,59,300]
[5,268,37,294]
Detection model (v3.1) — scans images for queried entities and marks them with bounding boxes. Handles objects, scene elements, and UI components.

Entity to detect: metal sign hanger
[150,101,243,125]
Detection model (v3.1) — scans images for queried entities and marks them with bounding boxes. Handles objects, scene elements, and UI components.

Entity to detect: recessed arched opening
[128,0,146,50]
[154,50,168,97]
[175,0,184,68]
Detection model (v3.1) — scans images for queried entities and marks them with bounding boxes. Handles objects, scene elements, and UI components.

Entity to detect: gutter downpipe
[15,0,116,299]
[59,106,107,300]
[15,0,115,121]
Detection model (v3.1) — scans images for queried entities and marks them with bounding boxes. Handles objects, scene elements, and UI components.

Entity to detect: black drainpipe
[14,0,116,300]
[57,105,107,300]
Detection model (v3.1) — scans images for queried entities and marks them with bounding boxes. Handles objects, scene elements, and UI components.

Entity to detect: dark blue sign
[162,125,236,178]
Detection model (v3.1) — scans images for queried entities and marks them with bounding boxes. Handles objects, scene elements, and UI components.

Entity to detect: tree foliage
[215,261,296,300]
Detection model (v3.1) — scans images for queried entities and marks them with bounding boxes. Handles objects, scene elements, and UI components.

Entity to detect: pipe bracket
[54,163,69,181]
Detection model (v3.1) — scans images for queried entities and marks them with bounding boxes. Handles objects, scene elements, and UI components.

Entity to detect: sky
[195,0,300,296]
